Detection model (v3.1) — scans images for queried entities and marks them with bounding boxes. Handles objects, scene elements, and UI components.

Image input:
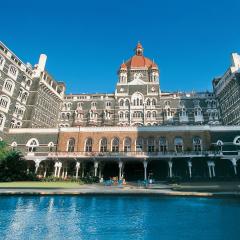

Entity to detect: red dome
[119,42,158,69]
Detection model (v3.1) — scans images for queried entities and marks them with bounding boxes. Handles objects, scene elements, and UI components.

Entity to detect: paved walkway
[0,183,240,197]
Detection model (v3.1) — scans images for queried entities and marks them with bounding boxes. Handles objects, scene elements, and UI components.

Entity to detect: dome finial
[135,41,143,56]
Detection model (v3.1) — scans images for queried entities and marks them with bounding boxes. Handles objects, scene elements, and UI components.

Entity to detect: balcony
[23,150,235,160]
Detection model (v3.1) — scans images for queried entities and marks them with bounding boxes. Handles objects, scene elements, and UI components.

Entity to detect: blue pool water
[0,196,240,240]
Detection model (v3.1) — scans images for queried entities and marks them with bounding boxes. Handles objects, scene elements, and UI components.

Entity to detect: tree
[0,141,32,181]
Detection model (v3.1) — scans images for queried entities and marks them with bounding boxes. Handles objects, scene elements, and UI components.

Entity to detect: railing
[24,150,235,159]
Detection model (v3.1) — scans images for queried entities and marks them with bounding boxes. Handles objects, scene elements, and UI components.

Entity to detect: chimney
[38,54,47,71]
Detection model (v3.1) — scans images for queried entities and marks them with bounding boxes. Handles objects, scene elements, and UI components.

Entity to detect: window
[146,99,151,106]
[119,111,124,119]
[100,138,107,152]
[8,65,18,79]
[3,79,14,95]
[146,111,151,118]
[119,99,124,106]
[193,137,202,151]
[152,99,157,106]
[174,137,183,152]
[0,95,10,111]
[136,138,143,152]
[67,138,75,152]
[132,92,143,106]
[10,119,16,128]
[106,101,111,107]
[233,136,240,146]
[17,89,23,100]
[85,138,93,152]
[159,137,167,152]
[91,102,97,107]
[148,138,155,152]
[22,92,28,103]
[112,138,119,152]
[125,99,130,107]
[26,138,39,152]
[152,111,156,118]
[124,137,131,152]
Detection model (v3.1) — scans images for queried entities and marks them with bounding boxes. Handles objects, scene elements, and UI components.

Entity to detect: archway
[215,158,235,179]
[102,161,118,180]
[191,158,208,179]
[124,161,144,181]
[147,160,168,180]
[172,158,188,180]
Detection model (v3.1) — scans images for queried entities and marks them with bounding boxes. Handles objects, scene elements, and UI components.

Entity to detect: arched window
[26,79,32,88]
[8,65,18,80]
[152,111,157,118]
[112,138,119,152]
[159,137,167,152]
[146,99,151,106]
[193,137,202,151]
[233,136,240,146]
[85,138,93,152]
[148,137,155,152]
[124,137,131,152]
[125,111,129,119]
[3,79,15,95]
[0,95,10,111]
[21,92,29,103]
[119,99,124,106]
[26,138,39,152]
[48,142,54,152]
[67,138,75,152]
[125,99,130,107]
[146,111,151,118]
[195,107,202,116]
[136,138,143,152]
[152,99,157,106]
[0,113,6,130]
[174,137,183,152]
[132,92,143,106]
[100,138,107,152]
[119,111,124,119]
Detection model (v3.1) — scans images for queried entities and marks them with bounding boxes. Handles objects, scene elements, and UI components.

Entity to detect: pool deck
[0,182,240,197]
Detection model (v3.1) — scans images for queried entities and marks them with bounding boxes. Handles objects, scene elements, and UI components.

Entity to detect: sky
[1,0,240,94]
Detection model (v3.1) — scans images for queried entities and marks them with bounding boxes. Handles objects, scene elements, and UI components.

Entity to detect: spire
[135,41,143,56]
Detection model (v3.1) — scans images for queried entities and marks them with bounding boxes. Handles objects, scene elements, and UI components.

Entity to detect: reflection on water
[0,196,240,240]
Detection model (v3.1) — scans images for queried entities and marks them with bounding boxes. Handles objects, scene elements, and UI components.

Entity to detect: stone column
[54,162,58,177]
[57,162,62,178]
[76,162,80,179]
[98,165,102,179]
[143,160,148,181]
[64,168,68,179]
[119,161,123,180]
[34,160,41,174]
[168,161,173,178]
[43,164,47,178]
[231,158,238,175]
[207,161,212,178]
[187,160,192,179]
[94,161,99,177]
[212,162,216,177]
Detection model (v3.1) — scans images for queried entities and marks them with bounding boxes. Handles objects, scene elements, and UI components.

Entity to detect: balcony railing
[24,150,237,159]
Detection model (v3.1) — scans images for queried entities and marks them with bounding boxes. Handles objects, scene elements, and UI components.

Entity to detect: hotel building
[1,41,240,180]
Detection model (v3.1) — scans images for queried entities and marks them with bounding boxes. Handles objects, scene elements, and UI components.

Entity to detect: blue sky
[1,0,240,94]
